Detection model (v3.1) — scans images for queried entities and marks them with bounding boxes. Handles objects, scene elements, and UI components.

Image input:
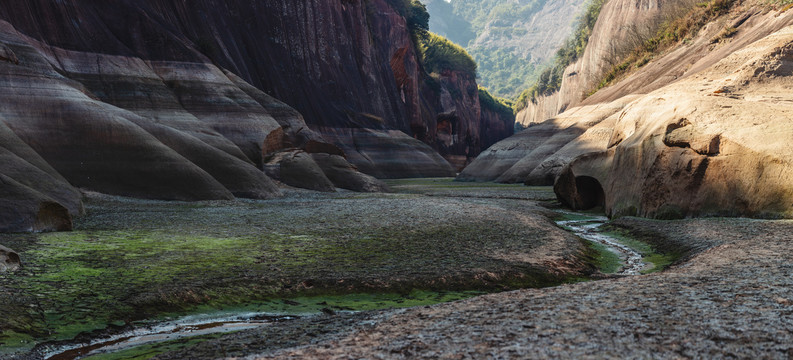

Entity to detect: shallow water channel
[45,312,290,360]
[43,291,481,360]
[556,213,646,275]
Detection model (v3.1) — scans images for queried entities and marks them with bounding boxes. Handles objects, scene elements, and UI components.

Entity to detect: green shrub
[387,0,430,32]
[408,0,430,32]
[478,86,514,117]
[416,31,478,77]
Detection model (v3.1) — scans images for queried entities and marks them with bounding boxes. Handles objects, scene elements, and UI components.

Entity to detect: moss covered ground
[0,182,593,358]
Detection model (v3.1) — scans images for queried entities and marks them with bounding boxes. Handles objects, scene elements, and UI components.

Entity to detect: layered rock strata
[559,25,793,218]
[462,1,793,218]
[0,0,514,231]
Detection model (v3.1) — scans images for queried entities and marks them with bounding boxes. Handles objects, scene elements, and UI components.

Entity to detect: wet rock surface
[0,244,20,272]
[155,217,793,359]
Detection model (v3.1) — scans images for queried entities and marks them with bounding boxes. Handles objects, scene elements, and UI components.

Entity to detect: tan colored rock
[557,25,793,218]
[459,98,634,183]
[517,0,793,128]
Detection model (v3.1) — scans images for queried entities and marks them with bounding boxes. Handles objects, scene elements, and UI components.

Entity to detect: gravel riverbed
[6,180,791,359]
[0,181,595,359]
[156,217,793,359]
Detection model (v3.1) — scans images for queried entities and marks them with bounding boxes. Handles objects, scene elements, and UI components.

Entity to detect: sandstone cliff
[0,0,517,231]
[0,0,514,178]
[461,0,793,218]
[558,22,793,218]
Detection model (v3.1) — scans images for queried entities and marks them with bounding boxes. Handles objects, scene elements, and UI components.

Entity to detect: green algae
[585,241,622,274]
[0,231,271,355]
[0,217,576,356]
[157,289,485,318]
[551,211,678,275]
[598,229,680,274]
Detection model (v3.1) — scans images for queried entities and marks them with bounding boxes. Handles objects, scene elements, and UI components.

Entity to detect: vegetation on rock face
[426,0,577,99]
[387,0,478,78]
[514,0,605,112]
[407,0,432,32]
[478,86,515,117]
[388,1,515,116]
[590,0,737,93]
[416,30,478,78]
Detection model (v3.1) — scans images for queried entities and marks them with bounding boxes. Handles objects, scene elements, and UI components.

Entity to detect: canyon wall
[0,0,516,231]
[461,0,793,218]
[0,0,471,178]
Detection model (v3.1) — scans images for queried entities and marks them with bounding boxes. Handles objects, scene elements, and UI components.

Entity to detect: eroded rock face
[516,0,670,127]
[0,25,284,201]
[264,150,337,193]
[557,25,793,218]
[0,0,515,232]
[0,174,73,233]
[311,154,390,193]
[458,98,633,183]
[320,127,457,179]
[517,0,793,128]
[462,0,793,218]
[0,0,513,179]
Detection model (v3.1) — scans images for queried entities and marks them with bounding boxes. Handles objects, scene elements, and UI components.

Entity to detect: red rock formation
[0,0,517,231]
[0,0,511,180]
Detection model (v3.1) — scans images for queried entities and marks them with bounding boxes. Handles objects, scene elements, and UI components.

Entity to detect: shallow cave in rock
[575,176,605,210]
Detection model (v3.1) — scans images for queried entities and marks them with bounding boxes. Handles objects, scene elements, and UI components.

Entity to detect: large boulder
[0,174,72,232]
[320,128,457,179]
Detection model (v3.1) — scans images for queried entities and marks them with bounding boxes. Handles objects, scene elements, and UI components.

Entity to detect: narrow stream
[556,213,646,275]
[45,313,299,360]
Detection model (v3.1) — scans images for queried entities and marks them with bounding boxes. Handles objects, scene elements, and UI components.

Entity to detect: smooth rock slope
[461,0,793,218]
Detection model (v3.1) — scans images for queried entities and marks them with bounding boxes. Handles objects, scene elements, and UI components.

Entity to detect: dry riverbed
[1,180,603,359]
[4,179,787,359]
[155,216,793,359]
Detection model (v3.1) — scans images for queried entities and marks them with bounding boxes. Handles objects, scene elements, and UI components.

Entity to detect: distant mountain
[425,0,586,99]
